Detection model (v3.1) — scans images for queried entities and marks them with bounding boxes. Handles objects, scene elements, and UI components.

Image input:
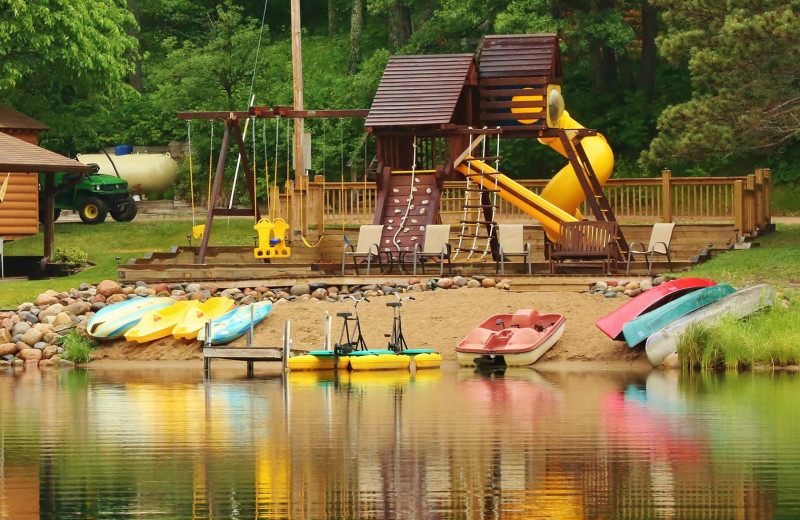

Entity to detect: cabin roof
[0,132,93,174]
[0,102,50,132]
[366,54,476,128]
[479,34,562,81]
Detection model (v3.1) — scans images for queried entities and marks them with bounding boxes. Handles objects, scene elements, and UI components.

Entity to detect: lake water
[1,364,799,519]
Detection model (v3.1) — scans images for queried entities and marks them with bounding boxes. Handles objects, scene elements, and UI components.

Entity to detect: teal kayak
[623,284,735,347]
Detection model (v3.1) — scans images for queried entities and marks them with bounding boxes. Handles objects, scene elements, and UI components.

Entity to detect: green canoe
[622,283,735,347]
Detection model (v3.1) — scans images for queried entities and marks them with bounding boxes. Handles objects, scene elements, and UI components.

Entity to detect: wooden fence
[275,169,771,240]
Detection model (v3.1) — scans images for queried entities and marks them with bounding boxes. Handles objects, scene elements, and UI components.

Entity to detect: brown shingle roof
[0,132,93,174]
[479,34,562,81]
[0,102,50,132]
[366,54,475,127]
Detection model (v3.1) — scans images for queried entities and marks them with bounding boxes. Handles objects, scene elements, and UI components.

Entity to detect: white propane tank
[76,151,179,194]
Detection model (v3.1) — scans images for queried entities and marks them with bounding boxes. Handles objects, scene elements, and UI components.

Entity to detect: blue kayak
[622,284,736,347]
[197,301,273,345]
[87,297,173,339]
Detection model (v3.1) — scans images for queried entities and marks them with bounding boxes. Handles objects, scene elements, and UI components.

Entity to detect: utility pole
[291,0,306,190]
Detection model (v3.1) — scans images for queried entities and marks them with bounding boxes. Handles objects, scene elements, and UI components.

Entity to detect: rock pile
[589,276,663,298]
[0,276,515,368]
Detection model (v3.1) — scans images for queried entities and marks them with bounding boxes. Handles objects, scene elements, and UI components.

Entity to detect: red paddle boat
[456,309,566,367]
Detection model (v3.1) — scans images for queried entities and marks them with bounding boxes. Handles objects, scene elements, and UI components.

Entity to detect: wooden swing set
[177,106,368,264]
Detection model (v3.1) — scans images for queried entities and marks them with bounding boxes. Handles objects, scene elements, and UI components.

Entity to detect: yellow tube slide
[454,159,578,240]
[538,110,615,221]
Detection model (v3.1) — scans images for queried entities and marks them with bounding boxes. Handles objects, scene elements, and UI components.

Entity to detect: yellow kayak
[288,354,351,371]
[124,300,200,343]
[172,297,235,340]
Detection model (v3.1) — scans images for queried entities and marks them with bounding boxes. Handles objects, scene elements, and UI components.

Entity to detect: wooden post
[282,320,291,372]
[286,180,302,244]
[755,169,766,228]
[309,175,325,238]
[746,174,756,234]
[763,169,772,224]
[291,0,305,188]
[661,170,672,223]
[42,173,56,268]
[733,180,743,240]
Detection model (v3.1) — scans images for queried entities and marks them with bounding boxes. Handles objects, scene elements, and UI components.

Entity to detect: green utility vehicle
[39,166,137,224]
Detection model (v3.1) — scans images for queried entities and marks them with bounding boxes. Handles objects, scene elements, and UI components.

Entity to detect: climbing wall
[373,171,442,256]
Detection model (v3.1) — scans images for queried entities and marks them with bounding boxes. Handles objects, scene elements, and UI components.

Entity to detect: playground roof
[479,34,562,82]
[0,102,50,132]
[0,132,93,174]
[366,54,476,128]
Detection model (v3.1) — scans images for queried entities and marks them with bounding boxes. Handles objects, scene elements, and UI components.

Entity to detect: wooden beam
[252,106,369,118]
[231,122,260,221]
[177,111,251,120]
[452,134,485,169]
[198,121,232,263]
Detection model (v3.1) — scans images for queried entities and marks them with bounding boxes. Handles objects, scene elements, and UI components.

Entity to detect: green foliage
[677,302,800,371]
[52,247,90,269]
[58,331,96,364]
[642,0,800,170]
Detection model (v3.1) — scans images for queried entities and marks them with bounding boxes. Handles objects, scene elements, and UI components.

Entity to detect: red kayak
[595,278,716,341]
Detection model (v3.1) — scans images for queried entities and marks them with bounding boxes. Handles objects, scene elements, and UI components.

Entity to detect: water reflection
[1,366,799,518]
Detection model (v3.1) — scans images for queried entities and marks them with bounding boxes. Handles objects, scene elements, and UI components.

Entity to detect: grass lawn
[0,218,255,308]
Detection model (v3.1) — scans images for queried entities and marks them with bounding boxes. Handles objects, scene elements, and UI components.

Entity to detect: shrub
[52,246,90,268]
[58,331,96,364]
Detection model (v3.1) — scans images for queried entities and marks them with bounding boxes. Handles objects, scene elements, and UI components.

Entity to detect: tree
[348,0,364,74]
[641,1,800,168]
[0,0,137,154]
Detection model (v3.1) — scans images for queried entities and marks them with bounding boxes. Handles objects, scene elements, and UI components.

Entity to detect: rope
[263,118,270,219]
[480,128,502,259]
[392,136,418,252]
[248,0,269,105]
[188,121,195,227]
[273,117,280,220]
[466,132,488,260]
[452,129,472,260]
[340,121,344,232]
[252,115,258,221]
[207,121,213,210]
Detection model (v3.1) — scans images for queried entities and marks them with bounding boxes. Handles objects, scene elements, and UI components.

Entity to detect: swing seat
[192,225,206,240]
[254,218,291,259]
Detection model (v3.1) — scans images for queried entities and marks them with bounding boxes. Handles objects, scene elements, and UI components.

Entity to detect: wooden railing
[291,170,771,239]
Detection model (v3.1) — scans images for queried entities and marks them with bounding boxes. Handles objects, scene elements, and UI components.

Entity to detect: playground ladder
[453,157,501,260]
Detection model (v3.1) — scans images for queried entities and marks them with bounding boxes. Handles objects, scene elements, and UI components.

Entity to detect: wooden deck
[118,222,739,285]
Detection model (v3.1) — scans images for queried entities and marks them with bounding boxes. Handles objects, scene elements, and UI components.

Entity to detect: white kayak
[197,300,273,345]
[645,284,776,367]
[87,297,173,339]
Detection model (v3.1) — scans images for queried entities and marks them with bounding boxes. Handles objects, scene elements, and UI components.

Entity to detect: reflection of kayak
[87,297,173,339]
[288,370,349,386]
[456,309,565,367]
[623,284,735,347]
[172,297,234,340]
[124,300,200,343]
[348,369,412,385]
[645,284,776,366]
[197,301,273,345]
[595,278,717,340]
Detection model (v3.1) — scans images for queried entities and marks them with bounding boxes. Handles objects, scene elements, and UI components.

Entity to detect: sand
[92,288,646,368]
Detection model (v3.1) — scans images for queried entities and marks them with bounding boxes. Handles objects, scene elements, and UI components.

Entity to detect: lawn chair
[497,224,531,275]
[626,222,675,274]
[342,225,384,275]
[411,224,451,276]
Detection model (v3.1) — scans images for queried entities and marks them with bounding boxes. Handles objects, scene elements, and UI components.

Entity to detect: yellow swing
[254,117,291,259]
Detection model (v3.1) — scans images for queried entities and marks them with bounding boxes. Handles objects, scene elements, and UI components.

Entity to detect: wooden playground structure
[121,34,774,285]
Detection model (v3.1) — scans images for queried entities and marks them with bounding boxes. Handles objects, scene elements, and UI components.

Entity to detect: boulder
[481,278,496,288]
[12,322,31,337]
[467,279,481,288]
[0,343,16,357]
[436,278,454,289]
[63,301,91,316]
[38,358,54,367]
[34,294,59,306]
[152,283,170,294]
[185,283,201,294]
[90,302,106,312]
[90,294,107,304]
[106,294,127,304]
[625,281,641,291]
[96,279,123,297]
[311,288,328,300]
[290,283,311,296]
[42,345,60,359]
[18,348,43,362]
[53,312,73,327]
[663,353,680,368]
[0,329,11,344]
[21,328,44,346]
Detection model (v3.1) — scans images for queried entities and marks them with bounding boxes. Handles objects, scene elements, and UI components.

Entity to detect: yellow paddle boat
[288,353,351,371]
[349,351,411,371]
[409,351,443,369]
[124,300,200,343]
[172,297,235,340]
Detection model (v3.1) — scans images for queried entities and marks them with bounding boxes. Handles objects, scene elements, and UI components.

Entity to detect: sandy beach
[92,287,646,368]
